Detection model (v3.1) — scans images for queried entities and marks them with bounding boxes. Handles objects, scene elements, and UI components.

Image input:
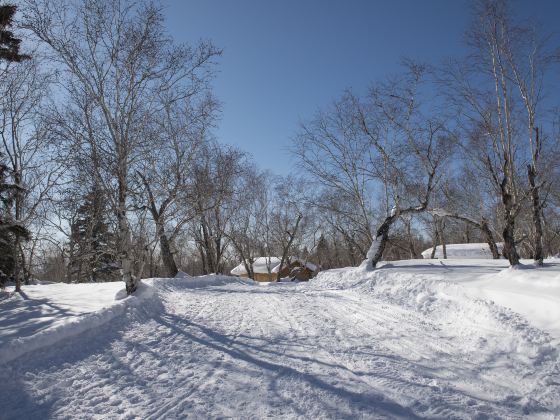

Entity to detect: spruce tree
[68,188,119,283]
[0,5,30,62]
[0,154,29,287]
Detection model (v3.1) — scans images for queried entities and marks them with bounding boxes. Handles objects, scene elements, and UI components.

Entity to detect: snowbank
[461,263,560,341]
[151,274,253,289]
[421,242,503,259]
[0,274,256,366]
[313,259,560,345]
[174,271,192,279]
[0,281,155,365]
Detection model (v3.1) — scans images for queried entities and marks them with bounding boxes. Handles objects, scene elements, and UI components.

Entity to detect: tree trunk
[404,217,417,258]
[14,172,23,292]
[276,214,302,281]
[430,223,439,259]
[198,244,207,275]
[500,175,520,266]
[438,219,447,259]
[481,219,500,259]
[528,164,544,266]
[117,175,136,294]
[14,236,22,292]
[158,222,178,277]
[365,214,398,270]
[119,214,135,294]
[464,223,471,243]
[200,218,215,274]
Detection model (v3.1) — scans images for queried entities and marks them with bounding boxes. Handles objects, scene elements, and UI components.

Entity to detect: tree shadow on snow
[154,311,425,419]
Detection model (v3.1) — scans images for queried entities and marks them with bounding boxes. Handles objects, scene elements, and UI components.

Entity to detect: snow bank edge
[0,282,156,365]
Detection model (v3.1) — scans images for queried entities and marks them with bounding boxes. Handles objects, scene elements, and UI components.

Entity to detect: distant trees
[191,144,248,275]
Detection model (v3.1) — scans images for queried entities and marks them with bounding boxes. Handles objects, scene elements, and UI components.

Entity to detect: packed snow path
[1,264,559,418]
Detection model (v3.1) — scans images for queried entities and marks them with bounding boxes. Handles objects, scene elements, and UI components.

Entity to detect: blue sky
[164,0,560,174]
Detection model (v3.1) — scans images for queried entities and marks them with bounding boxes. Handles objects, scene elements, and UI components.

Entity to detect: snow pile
[461,264,560,341]
[315,259,560,348]
[361,268,556,358]
[311,259,560,414]
[151,274,253,289]
[311,266,374,289]
[421,242,503,259]
[0,281,155,365]
[174,271,192,279]
[0,275,255,366]
[231,256,317,276]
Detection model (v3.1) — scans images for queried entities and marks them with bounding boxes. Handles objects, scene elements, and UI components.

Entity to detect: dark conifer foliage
[0,153,29,286]
[0,5,30,63]
[68,188,119,283]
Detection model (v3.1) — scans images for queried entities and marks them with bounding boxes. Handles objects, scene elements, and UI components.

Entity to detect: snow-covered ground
[1,261,559,418]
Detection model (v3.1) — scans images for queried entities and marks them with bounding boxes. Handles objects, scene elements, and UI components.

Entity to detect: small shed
[230,257,318,282]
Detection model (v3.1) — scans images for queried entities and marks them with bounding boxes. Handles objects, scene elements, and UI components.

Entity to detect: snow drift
[0,282,156,365]
[421,242,504,259]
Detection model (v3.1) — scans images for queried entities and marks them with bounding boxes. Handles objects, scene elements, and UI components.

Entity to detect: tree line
[1,0,559,295]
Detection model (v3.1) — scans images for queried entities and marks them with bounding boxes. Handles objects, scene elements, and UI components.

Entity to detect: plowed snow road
[1,268,559,419]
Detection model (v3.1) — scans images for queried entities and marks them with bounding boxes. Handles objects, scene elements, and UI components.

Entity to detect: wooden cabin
[230,257,318,282]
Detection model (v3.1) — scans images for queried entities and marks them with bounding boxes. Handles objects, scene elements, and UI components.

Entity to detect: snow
[366,236,381,260]
[1,259,559,418]
[231,256,317,276]
[421,242,504,259]
[174,270,192,279]
[0,282,154,364]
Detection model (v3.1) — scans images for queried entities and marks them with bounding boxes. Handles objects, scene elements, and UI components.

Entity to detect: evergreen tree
[0,5,30,290]
[0,153,29,286]
[0,5,30,62]
[68,187,119,283]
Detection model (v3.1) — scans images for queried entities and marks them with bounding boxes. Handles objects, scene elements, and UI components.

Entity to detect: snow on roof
[231,257,317,276]
[421,242,503,259]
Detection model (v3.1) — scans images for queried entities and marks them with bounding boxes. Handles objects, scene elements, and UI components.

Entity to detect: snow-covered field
[1,260,559,418]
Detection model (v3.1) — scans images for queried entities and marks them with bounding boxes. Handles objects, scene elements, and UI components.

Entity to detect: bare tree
[294,94,375,253]
[269,176,308,281]
[192,144,247,274]
[438,0,560,266]
[137,92,218,277]
[23,0,220,293]
[356,65,449,269]
[0,57,59,291]
[225,168,270,280]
